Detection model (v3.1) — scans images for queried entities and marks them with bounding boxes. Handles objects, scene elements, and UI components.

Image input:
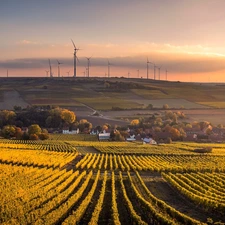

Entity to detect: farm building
[142,137,157,145]
[126,134,136,142]
[62,128,79,134]
[98,133,110,141]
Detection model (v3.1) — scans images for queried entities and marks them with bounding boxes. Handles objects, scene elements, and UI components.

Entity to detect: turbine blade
[71,39,76,49]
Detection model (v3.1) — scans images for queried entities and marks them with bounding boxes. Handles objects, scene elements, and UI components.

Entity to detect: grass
[1,77,225,110]
[74,97,143,110]
[131,89,170,99]
[197,102,225,108]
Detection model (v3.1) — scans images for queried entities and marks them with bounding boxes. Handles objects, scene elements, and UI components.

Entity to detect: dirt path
[140,173,224,223]
[0,90,29,110]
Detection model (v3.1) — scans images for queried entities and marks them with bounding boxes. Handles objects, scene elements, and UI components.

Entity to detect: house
[62,128,79,134]
[98,133,111,141]
[126,134,136,142]
[142,137,157,145]
[90,129,99,135]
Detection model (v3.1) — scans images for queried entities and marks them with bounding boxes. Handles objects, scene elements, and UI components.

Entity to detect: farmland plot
[0,140,225,224]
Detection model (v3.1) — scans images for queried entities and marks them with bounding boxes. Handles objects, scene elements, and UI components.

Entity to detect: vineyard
[0,138,225,224]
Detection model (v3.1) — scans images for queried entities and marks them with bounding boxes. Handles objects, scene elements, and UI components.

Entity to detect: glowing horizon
[1,0,225,82]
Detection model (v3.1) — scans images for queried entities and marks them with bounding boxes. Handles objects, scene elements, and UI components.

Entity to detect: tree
[146,104,153,109]
[15,127,23,139]
[39,132,49,140]
[169,127,181,141]
[0,110,16,127]
[186,124,192,129]
[114,130,125,141]
[61,109,76,124]
[130,119,139,126]
[163,104,169,109]
[217,124,224,128]
[28,124,41,136]
[102,124,110,131]
[29,134,39,140]
[172,114,178,124]
[1,125,16,138]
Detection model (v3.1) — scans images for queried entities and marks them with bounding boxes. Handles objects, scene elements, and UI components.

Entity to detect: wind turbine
[147,57,150,79]
[86,56,92,77]
[153,64,157,80]
[158,65,162,80]
[128,71,130,78]
[137,69,139,78]
[48,59,52,77]
[7,69,8,78]
[147,59,156,79]
[67,71,70,77]
[45,70,49,77]
[57,60,63,77]
[107,60,112,78]
[165,69,168,81]
[71,39,80,77]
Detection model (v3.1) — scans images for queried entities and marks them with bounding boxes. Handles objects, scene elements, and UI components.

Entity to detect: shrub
[29,134,39,140]
[193,147,212,153]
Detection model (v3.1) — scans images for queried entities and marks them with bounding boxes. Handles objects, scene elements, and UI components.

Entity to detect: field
[1,137,225,224]
[0,77,225,126]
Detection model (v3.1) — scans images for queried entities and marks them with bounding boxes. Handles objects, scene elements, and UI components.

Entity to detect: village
[62,110,225,144]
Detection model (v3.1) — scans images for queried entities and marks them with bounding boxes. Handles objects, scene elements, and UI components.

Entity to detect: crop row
[162,172,225,213]
[1,162,213,224]
[75,153,225,172]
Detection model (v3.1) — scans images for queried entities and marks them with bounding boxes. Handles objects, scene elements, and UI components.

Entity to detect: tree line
[0,106,92,140]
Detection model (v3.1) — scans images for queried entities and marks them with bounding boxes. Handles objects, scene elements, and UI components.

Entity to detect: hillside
[1,77,225,125]
[0,77,224,109]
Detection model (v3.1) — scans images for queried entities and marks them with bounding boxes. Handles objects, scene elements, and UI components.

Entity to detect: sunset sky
[1,0,225,82]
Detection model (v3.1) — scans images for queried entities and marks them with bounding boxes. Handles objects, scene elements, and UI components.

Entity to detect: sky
[1,0,225,82]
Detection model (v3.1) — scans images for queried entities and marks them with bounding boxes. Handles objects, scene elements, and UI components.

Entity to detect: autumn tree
[169,127,181,141]
[28,124,41,136]
[0,110,16,127]
[60,109,76,124]
[78,119,92,133]
[163,104,169,109]
[1,125,16,138]
[130,119,139,126]
[45,107,62,128]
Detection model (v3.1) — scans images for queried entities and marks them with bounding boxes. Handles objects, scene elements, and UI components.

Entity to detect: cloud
[1,46,225,74]
[17,40,41,45]
[88,43,118,48]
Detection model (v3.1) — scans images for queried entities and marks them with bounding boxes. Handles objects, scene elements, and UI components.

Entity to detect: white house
[62,128,79,134]
[143,137,157,145]
[126,134,136,142]
[98,133,110,141]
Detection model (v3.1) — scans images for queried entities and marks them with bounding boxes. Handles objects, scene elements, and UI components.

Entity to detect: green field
[0,137,225,224]
[0,77,225,110]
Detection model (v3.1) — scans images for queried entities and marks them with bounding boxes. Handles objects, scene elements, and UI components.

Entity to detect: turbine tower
[86,56,92,77]
[48,59,52,77]
[158,66,162,80]
[71,39,80,77]
[128,71,130,78]
[137,69,139,78]
[108,60,112,78]
[45,70,49,77]
[57,60,63,77]
[153,64,156,80]
[67,71,70,77]
[166,69,168,81]
[7,69,8,78]
[147,57,150,79]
